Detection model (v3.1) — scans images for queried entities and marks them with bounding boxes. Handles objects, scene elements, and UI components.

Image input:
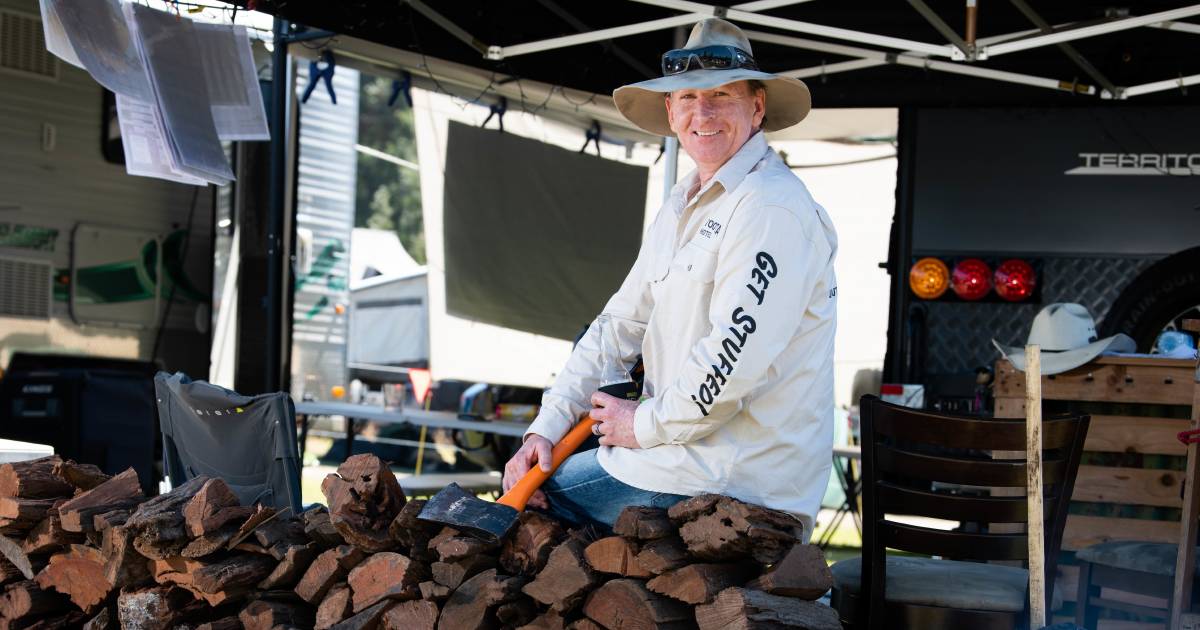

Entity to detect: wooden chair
[830,395,1090,630]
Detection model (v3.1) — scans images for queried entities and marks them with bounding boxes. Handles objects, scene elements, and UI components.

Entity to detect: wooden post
[1025,344,1045,630]
[1171,319,1200,629]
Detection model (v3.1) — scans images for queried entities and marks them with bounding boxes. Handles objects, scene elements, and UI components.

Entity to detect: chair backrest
[154,372,302,516]
[859,395,1090,618]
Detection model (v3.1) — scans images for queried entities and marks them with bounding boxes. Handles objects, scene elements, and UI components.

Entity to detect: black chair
[830,395,1090,630]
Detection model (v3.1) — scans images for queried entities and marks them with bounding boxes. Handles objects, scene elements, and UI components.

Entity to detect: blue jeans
[541,445,689,529]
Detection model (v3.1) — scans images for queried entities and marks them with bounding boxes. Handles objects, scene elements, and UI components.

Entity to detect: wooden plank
[1085,415,1190,456]
[994,397,1024,419]
[995,359,1193,406]
[1073,465,1184,508]
[1026,345,1046,630]
[1170,353,1200,629]
[1062,515,1179,551]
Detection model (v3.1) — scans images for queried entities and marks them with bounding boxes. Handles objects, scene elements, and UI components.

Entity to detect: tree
[356,75,425,264]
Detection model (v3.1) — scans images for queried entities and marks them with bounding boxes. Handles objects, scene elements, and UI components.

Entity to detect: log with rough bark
[224,505,277,550]
[258,541,319,590]
[0,456,72,499]
[51,460,110,493]
[304,507,344,548]
[101,525,152,590]
[295,545,367,604]
[92,509,130,533]
[434,534,495,563]
[431,555,497,590]
[321,454,405,553]
[635,536,690,575]
[253,516,309,560]
[582,578,693,630]
[613,506,676,541]
[34,544,113,613]
[115,585,191,630]
[0,497,58,534]
[668,495,803,564]
[419,580,451,601]
[584,536,653,578]
[58,468,145,535]
[316,582,353,630]
[347,551,425,612]
[0,534,36,579]
[646,562,758,605]
[0,579,71,623]
[436,569,526,630]
[501,512,565,577]
[153,554,275,606]
[23,502,83,555]
[329,599,393,630]
[745,544,833,600]
[239,597,316,630]
[388,500,438,557]
[382,599,439,630]
[694,587,841,630]
[183,478,254,537]
[181,525,241,559]
[522,539,600,613]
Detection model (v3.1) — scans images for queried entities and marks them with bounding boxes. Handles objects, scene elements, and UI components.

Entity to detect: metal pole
[267,17,290,392]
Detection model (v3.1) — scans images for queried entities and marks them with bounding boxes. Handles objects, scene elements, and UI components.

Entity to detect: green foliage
[356,75,426,263]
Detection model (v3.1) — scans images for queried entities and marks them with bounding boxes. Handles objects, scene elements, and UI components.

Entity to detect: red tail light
[994,259,1037,302]
[951,258,992,301]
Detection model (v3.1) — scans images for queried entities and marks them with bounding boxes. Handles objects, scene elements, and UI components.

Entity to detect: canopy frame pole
[1122,71,1200,98]
[983,4,1200,57]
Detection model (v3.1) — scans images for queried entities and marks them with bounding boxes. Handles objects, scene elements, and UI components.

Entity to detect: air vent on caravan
[0,255,53,319]
[0,10,58,80]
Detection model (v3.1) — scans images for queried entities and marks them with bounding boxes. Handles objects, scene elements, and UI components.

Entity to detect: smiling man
[503,18,839,537]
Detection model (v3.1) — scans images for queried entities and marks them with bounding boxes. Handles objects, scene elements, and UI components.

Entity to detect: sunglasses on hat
[661,45,759,76]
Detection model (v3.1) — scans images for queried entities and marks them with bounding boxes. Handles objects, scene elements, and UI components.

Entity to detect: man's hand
[503,434,553,509]
[590,392,642,449]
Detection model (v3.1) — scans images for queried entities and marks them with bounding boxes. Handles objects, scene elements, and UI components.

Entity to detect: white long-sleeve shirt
[525,131,838,534]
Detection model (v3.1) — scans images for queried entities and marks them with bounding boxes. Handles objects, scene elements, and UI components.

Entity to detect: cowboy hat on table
[993,303,1136,375]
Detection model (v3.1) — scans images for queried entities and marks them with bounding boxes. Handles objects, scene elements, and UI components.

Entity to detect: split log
[347,551,425,612]
[316,583,353,630]
[92,509,130,533]
[321,454,405,553]
[694,587,841,630]
[153,554,275,606]
[330,599,394,630]
[584,536,653,578]
[258,541,319,590]
[647,562,758,604]
[34,544,113,612]
[183,478,253,537]
[224,504,277,550]
[23,502,83,555]
[0,497,58,533]
[58,468,144,534]
[501,511,565,577]
[388,500,438,553]
[425,527,459,554]
[745,544,833,600]
[181,525,241,558]
[419,580,451,601]
[115,585,191,630]
[496,598,538,628]
[0,535,36,579]
[434,535,495,563]
[516,609,566,630]
[437,569,526,630]
[613,506,675,541]
[0,579,71,623]
[522,539,600,613]
[194,617,241,630]
[295,545,367,604]
[636,536,690,575]
[304,507,345,548]
[51,460,110,492]
[239,597,316,630]
[101,525,152,589]
[430,555,497,590]
[668,495,803,564]
[382,599,439,630]
[252,516,309,560]
[0,456,72,499]
[581,579,693,630]
[121,475,213,558]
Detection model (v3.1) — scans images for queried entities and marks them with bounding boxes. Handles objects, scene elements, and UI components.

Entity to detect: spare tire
[1099,246,1200,351]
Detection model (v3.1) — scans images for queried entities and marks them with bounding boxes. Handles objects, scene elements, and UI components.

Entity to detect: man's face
[665,80,765,176]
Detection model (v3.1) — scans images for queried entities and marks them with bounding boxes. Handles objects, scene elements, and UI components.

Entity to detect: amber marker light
[909,257,950,299]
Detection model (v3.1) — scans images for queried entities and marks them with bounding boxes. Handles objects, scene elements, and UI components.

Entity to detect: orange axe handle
[496,416,597,512]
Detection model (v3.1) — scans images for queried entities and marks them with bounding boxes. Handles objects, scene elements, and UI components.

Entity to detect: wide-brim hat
[613,18,812,137]
[992,303,1136,375]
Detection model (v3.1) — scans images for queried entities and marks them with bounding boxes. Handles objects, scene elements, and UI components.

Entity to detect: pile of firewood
[0,453,841,629]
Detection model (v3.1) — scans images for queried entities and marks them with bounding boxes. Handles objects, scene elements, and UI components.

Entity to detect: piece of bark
[23,501,84,555]
[82,607,112,630]
[304,507,345,548]
[101,524,152,589]
[34,544,113,613]
[239,597,316,630]
[522,539,600,613]
[225,504,278,550]
[316,583,353,630]
[52,460,110,492]
[295,545,367,604]
[0,456,71,499]
[115,585,189,630]
[669,495,803,564]
[584,536,653,578]
[388,500,438,549]
[258,541,320,590]
[253,516,309,560]
[382,599,438,630]
[419,580,451,601]
[430,555,497,590]
[516,609,566,630]
[437,569,526,630]
[183,478,253,537]
[434,535,495,563]
[59,468,145,534]
[425,527,459,554]
[0,534,35,579]
[501,511,565,577]
[647,562,759,604]
[153,554,275,606]
[613,506,676,541]
[0,579,70,622]
[582,578,693,630]
[92,509,130,533]
[182,524,241,558]
[194,617,241,630]
[0,497,59,534]
[635,536,690,575]
[347,551,425,612]
[321,454,406,553]
[496,597,538,628]
[695,587,841,630]
[745,544,833,600]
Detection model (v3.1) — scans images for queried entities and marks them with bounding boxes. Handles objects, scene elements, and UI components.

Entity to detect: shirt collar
[667,131,771,216]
